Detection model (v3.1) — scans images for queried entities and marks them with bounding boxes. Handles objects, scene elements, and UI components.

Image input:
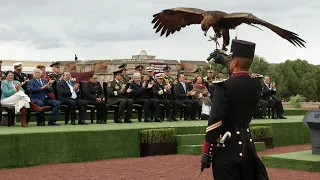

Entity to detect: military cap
[163,66,171,72]
[146,66,154,72]
[135,65,144,70]
[13,62,23,69]
[193,68,201,73]
[50,62,60,67]
[230,39,256,59]
[118,63,127,70]
[155,73,165,79]
[113,69,123,76]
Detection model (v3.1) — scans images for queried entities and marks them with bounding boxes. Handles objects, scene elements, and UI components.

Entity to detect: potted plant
[251,126,274,149]
[140,128,177,157]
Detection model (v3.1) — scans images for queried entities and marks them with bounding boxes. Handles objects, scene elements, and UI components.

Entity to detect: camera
[207,49,232,75]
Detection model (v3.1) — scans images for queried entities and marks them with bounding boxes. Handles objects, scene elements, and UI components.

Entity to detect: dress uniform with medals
[163,66,175,85]
[46,62,62,99]
[107,70,133,123]
[200,39,269,180]
[13,62,29,93]
[118,63,131,84]
[152,73,177,121]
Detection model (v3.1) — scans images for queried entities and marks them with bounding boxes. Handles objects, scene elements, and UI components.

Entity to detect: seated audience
[27,68,60,126]
[253,99,269,119]
[107,70,133,123]
[131,72,161,122]
[174,73,198,120]
[192,75,212,120]
[1,71,45,127]
[83,74,107,124]
[261,76,286,119]
[152,73,177,121]
[57,71,89,125]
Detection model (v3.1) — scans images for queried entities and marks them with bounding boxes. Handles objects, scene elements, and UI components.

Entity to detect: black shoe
[272,116,278,119]
[144,118,152,122]
[166,118,173,122]
[71,120,76,125]
[171,117,178,121]
[279,116,287,119]
[155,117,162,122]
[78,120,89,125]
[97,120,107,124]
[114,118,122,123]
[191,117,198,120]
[48,121,60,126]
[39,122,45,126]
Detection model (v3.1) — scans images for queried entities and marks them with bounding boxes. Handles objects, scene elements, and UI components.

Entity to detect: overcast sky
[0,0,318,64]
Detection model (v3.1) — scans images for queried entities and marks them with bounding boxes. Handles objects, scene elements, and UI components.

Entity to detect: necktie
[38,79,43,86]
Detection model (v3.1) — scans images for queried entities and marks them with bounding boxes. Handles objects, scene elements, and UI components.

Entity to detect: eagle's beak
[204,31,207,36]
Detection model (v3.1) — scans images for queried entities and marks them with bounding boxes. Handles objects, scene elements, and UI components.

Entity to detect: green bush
[250,126,273,139]
[140,128,176,143]
[289,94,306,108]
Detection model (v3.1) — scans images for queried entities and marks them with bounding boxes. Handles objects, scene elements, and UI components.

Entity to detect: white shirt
[66,81,77,99]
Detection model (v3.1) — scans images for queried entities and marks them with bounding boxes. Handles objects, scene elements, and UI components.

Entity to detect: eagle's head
[201,16,215,36]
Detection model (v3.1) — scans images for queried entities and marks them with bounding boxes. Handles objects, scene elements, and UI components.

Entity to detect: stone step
[177,142,266,155]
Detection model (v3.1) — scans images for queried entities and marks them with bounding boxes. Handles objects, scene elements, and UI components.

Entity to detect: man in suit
[153,73,177,121]
[13,62,29,94]
[27,68,60,126]
[107,70,133,123]
[83,74,107,124]
[261,76,286,119]
[200,39,269,180]
[57,71,89,125]
[173,73,198,120]
[131,72,161,122]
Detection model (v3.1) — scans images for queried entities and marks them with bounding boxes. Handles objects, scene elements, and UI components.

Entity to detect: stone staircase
[175,133,266,155]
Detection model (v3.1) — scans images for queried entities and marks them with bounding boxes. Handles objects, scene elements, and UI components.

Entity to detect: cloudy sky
[0,0,318,64]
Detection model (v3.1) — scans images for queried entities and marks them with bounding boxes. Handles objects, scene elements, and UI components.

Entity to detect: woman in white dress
[1,71,44,127]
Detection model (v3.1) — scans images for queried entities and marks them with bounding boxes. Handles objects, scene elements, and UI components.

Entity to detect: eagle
[151,8,306,51]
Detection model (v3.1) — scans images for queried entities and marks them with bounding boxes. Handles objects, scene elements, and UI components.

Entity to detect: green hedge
[250,126,273,138]
[140,128,176,143]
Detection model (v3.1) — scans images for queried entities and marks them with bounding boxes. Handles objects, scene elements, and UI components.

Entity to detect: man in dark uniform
[46,62,62,99]
[200,39,269,180]
[135,65,144,74]
[107,70,133,123]
[83,74,107,124]
[153,73,177,121]
[118,63,131,84]
[13,62,29,93]
[163,66,175,84]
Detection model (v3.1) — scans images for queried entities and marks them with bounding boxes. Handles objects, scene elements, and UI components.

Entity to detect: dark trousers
[268,98,284,117]
[157,99,172,118]
[118,98,133,118]
[253,100,268,118]
[60,98,88,121]
[212,146,257,180]
[134,98,161,118]
[34,99,61,122]
[173,99,198,119]
[88,101,107,121]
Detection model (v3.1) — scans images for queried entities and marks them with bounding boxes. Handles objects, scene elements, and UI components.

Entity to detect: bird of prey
[151,8,306,51]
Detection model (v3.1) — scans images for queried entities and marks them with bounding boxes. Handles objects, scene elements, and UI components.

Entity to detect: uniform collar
[231,71,250,77]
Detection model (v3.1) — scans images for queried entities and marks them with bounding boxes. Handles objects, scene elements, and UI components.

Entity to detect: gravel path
[0,144,318,180]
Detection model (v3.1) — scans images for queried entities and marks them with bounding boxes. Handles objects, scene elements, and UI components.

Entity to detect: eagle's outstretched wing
[220,13,306,48]
[152,8,206,37]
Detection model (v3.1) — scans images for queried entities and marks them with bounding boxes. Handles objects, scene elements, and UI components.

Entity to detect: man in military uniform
[13,62,29,93]
[135,65,144,74]
[200,39,269,180]
[107,70,133,123]
[118,63,131,84]
[47,62,62,81]
[163,66,175,85]
[46,62,62,99]
[153,73,178,121]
